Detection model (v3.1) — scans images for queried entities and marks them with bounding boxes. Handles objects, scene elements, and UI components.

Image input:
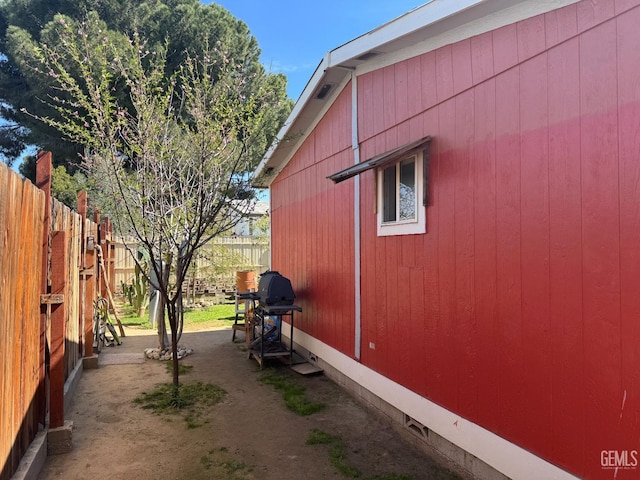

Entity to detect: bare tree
[22,14,284,392]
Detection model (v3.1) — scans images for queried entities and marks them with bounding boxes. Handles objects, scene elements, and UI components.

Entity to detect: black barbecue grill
[257,271,296,306]
[246,271,302,368]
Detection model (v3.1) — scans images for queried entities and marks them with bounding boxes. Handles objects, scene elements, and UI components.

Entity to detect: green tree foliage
[0,0,292,170]
[24,14,284,387]
[18,156,86,209]
[51,164,86,209]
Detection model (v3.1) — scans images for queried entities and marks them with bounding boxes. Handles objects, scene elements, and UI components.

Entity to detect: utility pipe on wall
[351,71,362,361]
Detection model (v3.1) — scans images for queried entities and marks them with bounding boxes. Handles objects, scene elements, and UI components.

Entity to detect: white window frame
[376,151,426,237]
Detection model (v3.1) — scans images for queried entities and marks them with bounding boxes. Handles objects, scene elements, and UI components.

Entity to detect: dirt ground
[38,325,463,480]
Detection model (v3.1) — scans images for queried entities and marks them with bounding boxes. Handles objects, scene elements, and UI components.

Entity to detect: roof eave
[253,0,582,188]
[251,0,490,188]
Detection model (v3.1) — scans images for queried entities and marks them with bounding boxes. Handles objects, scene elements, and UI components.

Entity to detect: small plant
[259,368,325,416]
[123,249,150,317]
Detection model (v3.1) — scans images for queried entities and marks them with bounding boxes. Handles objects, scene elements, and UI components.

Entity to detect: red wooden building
[254,0,640,478]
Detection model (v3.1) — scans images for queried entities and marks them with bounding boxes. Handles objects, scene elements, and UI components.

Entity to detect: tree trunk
[156,260,171,350]
[167,301,180,387]
[157,293,167,350]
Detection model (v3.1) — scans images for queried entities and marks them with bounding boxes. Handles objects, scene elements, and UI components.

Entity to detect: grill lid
[258,271,295,306]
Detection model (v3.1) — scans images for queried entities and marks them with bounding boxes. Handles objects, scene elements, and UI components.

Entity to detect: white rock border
[144,346,194,361]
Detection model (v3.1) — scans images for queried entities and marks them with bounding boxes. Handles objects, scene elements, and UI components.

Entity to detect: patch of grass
[184,304,235,324]
[308,429,360,478]
[119,312,153,328]
[329,442,361,478]
[306,428,339,445]
[199,447,252,477]
[307,429,415,480]
[200,455,213,470]
[368,475,414,480]
[259,368,326,416]
[220,459,248,474]
[133,381,226,427]
[119,302,236,330]
[164,360,193,375]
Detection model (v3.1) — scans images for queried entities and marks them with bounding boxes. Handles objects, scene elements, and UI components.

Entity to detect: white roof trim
[253,0,581,187]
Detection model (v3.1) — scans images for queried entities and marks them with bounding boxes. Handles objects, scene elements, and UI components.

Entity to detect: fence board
[0,164,12,479]
[8,169,23,477]
[0,155,99,480]
[0,164,45,480]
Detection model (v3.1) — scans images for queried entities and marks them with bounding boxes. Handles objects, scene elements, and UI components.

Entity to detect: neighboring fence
[212,235,270,274]
[114,235,270,296]
[0,152,112,480]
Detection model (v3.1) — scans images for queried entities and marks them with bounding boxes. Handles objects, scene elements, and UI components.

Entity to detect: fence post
[78,192,97,361]
[35,152,52,428]
[94,210,102,301]
[99,217,115,301]
[47,231,73,454]
[49,231,67,429]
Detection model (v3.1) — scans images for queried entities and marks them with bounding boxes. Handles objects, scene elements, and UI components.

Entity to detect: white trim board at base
[281,322,580,480]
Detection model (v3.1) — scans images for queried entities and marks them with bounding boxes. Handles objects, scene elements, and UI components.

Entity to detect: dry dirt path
[38,326,463,480]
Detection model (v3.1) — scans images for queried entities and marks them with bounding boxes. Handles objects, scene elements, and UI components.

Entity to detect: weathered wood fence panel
[51,199,84,379]
[114,235,270,295]
[0,162,45,480]
[1,152,105,480]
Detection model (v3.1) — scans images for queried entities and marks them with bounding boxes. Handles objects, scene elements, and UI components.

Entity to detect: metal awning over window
[327,136,431,184]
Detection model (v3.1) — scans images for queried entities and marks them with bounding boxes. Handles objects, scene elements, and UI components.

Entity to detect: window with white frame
[377,151,426,236]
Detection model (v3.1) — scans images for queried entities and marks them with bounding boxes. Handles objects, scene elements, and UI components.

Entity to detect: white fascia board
[253,54,331,185]
[327,0,486,66]
[253,53,349,186]
[356,0,582,76]
[253,0,486,185]
[255,0,581,186]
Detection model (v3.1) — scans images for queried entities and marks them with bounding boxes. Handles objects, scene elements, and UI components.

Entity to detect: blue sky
[207,1,423,100]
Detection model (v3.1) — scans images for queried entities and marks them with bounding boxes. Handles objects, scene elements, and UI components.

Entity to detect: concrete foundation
[47,421,73,456]
[64,362,83,413]
[83,355,99,370]
[9,431,47,480]
[291,339,510,480]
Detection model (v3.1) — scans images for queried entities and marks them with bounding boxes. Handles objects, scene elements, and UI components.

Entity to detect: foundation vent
[404,414,429,440]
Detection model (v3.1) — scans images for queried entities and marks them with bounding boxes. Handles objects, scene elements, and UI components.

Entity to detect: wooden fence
[0,160,45,480]
[114,235,270,297]
[0,150,264,478]
[0,152,112,480]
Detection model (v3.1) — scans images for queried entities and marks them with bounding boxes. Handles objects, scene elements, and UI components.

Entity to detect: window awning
[327,136,431,184]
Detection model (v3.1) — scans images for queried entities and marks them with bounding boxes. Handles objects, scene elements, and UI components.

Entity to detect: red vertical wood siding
[579,18,623,472]
[547,37,585,471]
[472,78,498,430]
[269,0,640,478]
[617,4,640,457]
[493,66,525,447]
[271,86,355,355]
